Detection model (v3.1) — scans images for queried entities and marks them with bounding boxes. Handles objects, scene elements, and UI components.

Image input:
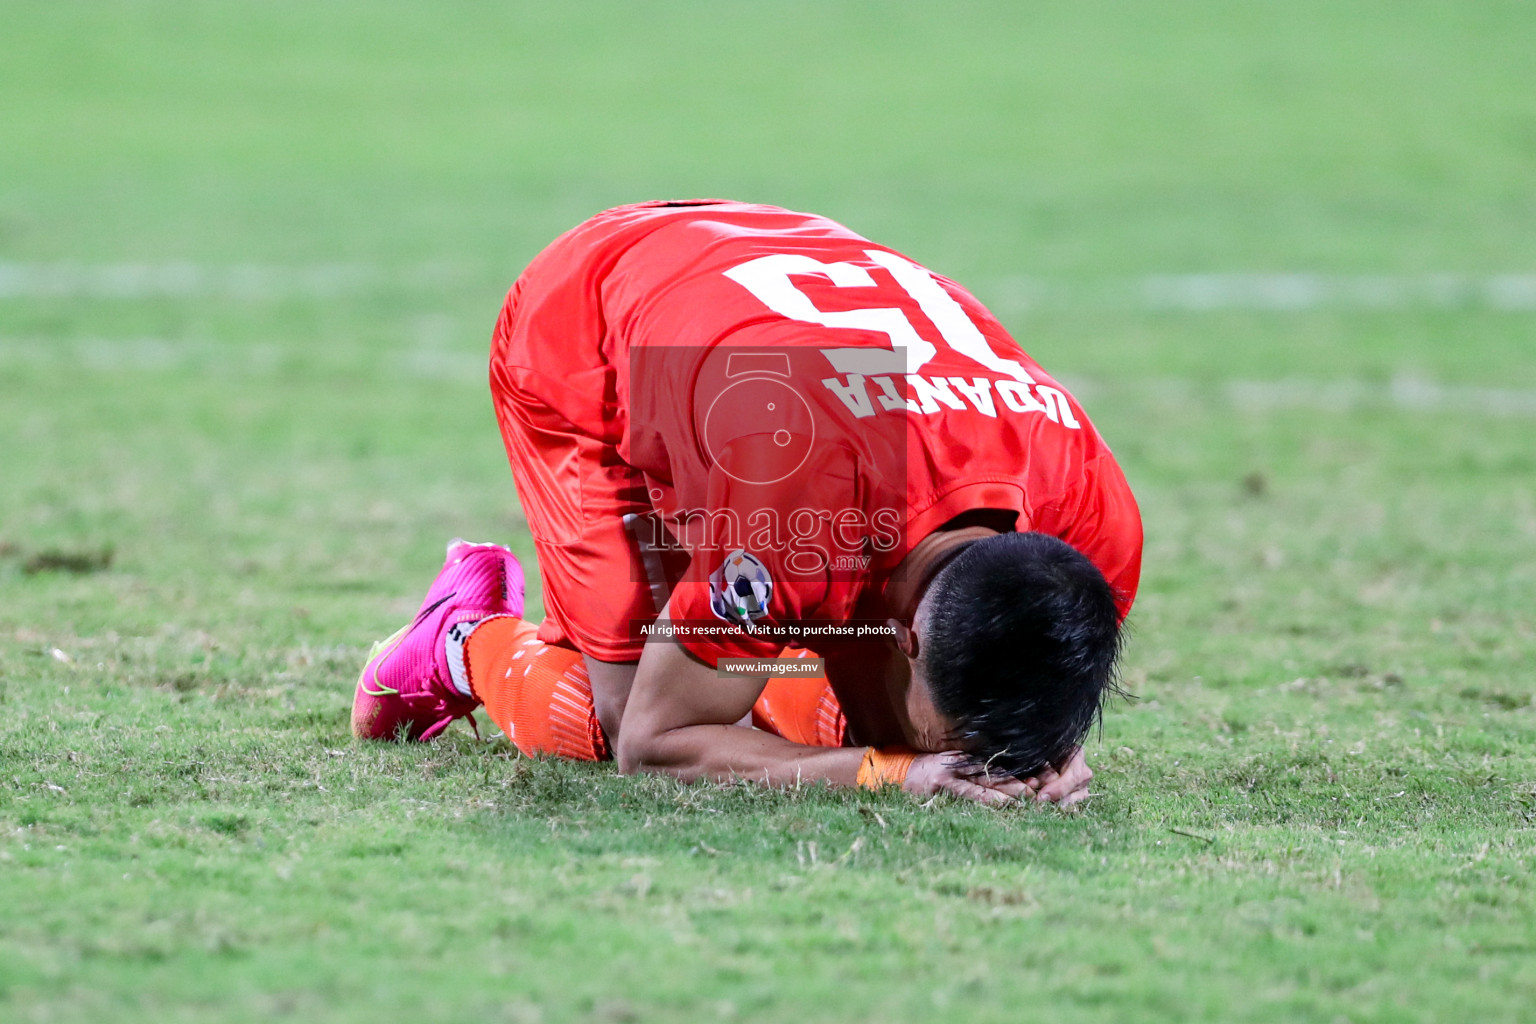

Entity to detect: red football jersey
[520,200,1141,665]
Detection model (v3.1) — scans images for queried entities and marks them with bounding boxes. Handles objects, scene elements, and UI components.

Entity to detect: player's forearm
[618,623,868,787]
[618,722,864,787]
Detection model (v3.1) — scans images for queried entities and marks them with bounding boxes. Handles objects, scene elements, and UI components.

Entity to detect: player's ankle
[445,615,517,701]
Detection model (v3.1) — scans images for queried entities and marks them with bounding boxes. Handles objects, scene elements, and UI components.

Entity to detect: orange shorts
[489,206,667,663]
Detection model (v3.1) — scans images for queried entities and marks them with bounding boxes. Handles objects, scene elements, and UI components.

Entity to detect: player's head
[912,531,1126,779]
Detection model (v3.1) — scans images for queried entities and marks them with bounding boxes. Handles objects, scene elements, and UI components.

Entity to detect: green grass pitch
[2,2,1534,1021]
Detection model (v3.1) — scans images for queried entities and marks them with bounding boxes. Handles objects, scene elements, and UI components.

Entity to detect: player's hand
[1024,747,1093,809]
[903,751,1033,807]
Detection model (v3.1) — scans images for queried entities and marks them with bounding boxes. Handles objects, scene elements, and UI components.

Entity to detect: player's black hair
[918,531,1127,779]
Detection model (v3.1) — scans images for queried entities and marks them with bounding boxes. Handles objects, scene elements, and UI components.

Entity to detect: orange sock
[750,649,847,748]
[466,624,842,757]
[465,617,610,761]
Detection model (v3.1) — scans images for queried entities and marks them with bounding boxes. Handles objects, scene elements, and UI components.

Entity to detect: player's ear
[889,617,918,660]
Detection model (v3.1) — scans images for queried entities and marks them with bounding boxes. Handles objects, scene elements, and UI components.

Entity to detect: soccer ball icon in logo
[709,549,774,630]
[701,351,816,486]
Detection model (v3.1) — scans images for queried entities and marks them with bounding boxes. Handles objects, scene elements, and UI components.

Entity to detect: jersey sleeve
[1048,453,1143,621]
[666,435,868,666]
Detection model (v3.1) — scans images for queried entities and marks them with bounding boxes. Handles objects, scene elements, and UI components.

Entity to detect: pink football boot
[352,539,525,741]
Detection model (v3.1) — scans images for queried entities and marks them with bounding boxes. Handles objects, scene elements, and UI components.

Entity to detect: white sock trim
[444,614,515,698]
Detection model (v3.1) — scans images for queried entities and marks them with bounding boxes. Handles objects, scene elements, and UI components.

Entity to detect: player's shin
[463,618,610,761]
